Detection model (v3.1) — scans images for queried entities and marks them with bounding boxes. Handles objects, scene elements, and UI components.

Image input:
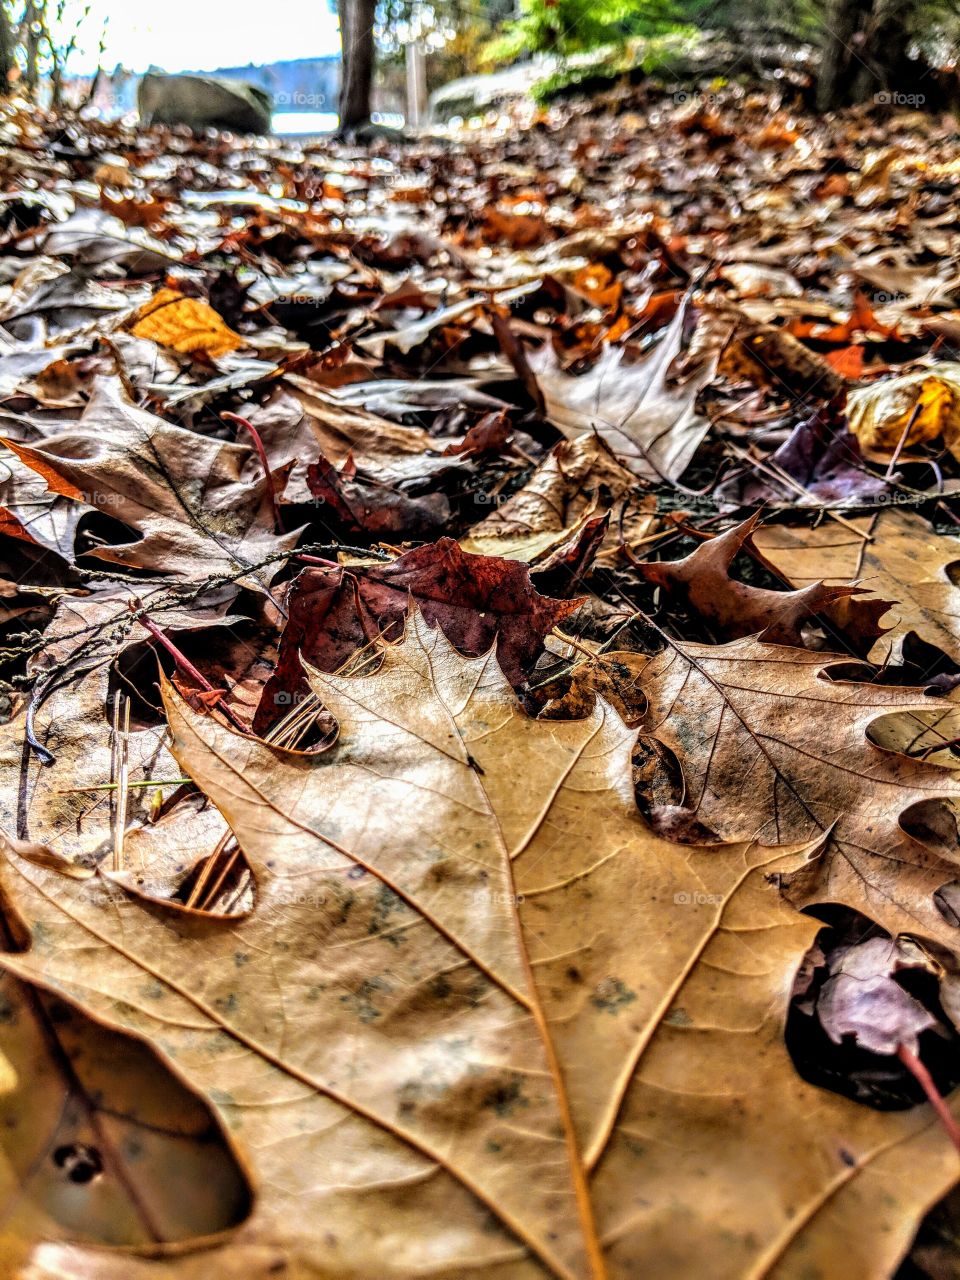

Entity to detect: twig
[112,694,130,873]
[56,778,192,794]
[185,829,233,910]
[884,402,922,480]
[196,842,242,911]
[297,546,393,566]
[725,441,873,541]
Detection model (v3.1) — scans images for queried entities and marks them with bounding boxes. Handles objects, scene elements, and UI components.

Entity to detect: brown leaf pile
[2,84,960,1279]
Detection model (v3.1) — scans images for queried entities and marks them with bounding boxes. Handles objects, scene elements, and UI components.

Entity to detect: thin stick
[552,630,608,664]
[897,1043,960,1154]
[185,830,233,910]
[197,843,242,912]
[725,441,873,541]
[113,695,130,873]
[109,693,120,836]
[57,778,192,794]
[884,402,922,479]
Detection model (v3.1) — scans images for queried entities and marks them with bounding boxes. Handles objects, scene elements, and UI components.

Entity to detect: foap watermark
[674,890,723,907]
[273,690,313,707]
[872,490,920,505]
[81,492,124,508]
[471,888,524,907]
[874,91,925,107]
[673,90,723,108]
[275,91,328,109]
[274,891,328,908]
[76,888,123,908]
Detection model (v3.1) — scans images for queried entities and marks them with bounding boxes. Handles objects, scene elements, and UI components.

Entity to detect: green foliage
[486,0,685,63]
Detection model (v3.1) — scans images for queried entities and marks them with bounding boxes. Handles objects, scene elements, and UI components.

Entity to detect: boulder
[137,72,272,135]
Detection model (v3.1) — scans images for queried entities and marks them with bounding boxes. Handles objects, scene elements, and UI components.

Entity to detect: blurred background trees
[0,0,957,123]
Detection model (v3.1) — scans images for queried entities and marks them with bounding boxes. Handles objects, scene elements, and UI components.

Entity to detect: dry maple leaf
[253,538,581,732]
[1,378,295,582]
[634,514,890,650]
[1,614,960,1279]
[305,451,451,537]
[258,380,464,502]
[528,297,718,482]
[752,510,960,666]
[636,633,960,949]
[461,434,654,567]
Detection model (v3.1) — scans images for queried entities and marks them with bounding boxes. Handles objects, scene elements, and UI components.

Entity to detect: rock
[429,61,549,123]
[137,72,272,135]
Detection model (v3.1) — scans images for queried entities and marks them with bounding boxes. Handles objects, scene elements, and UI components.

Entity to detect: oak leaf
[1,613,960,1278]
[634,514,890,650]
[752,509,960,666]
[461,435,654,567]
[636,633,960,948]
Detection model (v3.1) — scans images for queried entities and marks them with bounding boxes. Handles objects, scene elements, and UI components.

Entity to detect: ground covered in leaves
[5,83,960,1278]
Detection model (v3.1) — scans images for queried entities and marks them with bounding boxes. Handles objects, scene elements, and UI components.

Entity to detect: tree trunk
[818,0,918,110]
[816,0,863,111]
[24,0,47,98]
[337,0,376,132]
[851,0,917,104]
[0,2,12,94]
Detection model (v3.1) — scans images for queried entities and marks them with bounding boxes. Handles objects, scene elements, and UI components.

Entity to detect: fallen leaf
[752,510,960,665]
[462,435,651,565]
[0,970,249,1266]
[848,365,960,462]
[130,288,244,358]
[635,633,960,948]
[2,613,959,1278]
[529,297,719,481]
[253,540,581,732]
[815,936,943,1057]
[2,378,294,582]
[634,514,890,650]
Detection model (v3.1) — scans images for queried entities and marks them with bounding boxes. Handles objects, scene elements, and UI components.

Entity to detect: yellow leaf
[847,364,960,461]
[131,288,243,358]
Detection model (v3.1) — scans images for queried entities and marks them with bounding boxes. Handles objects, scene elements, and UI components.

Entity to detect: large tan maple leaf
[0,615,958,1279]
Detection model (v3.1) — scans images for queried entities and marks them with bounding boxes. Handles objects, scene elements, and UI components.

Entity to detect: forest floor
[2,83,960,1278]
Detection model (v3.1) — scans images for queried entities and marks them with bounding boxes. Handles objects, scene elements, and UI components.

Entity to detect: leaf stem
[221,410,284,534]
[897,1043,960,1155]
[137,613,248,735]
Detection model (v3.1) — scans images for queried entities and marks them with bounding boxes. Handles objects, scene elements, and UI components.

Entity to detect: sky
[54,0,342,75]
